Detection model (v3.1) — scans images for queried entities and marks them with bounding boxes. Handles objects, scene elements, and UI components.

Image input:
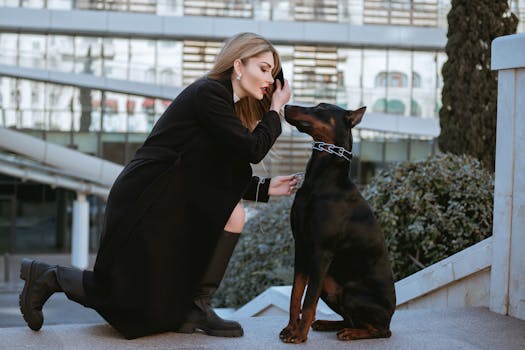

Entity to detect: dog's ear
[345,106,366,128]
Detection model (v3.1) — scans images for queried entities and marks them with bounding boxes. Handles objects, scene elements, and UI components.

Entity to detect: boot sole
[19,258,42,331]
[176,323,244,337]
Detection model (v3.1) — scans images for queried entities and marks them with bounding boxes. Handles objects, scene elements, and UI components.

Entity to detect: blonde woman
[19,32,297,339]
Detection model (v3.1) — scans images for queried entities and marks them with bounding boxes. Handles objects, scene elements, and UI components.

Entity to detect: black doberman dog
[280,103,396,343]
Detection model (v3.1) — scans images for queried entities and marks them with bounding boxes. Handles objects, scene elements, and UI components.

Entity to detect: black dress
[82,77,282,339]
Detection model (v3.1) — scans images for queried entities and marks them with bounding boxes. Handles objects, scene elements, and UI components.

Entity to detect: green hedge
[363,153,494,280]
[213,153,494,307]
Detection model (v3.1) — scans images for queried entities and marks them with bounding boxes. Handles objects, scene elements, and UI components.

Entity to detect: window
[375,71,408,87]
[160,68,175,86]
[412,72,422,88]
[372,98,406,115]
[145,68,156,84]
[411,99,422,117]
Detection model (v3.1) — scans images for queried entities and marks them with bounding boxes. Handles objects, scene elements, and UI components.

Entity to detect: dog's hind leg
[312,320,347,332]
[337,324,391,341]
[320,275,344,312]
[312,275,347,332]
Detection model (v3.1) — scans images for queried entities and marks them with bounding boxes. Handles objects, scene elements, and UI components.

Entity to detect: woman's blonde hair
[207,32,282,130]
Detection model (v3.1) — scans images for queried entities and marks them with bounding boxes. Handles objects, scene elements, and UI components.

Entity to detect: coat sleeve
[196,81,282,164]
[242,176,271,202]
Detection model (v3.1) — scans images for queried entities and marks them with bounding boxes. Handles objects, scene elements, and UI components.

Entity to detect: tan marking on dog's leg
[337,324,392,341]
[286,254,333,343]
[290,273,307,323]
[280,273,307,341]
[323,275,342,295]
[281,275,324,343]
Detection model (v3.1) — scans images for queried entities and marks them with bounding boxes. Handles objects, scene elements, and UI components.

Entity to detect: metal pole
[71,192,89,269]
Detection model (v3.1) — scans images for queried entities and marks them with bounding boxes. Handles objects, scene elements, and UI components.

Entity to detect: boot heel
[20,259,34,281]
[177,323,196,334]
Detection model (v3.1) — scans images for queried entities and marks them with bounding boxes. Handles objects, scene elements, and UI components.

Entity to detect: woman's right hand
[270,79,292,113]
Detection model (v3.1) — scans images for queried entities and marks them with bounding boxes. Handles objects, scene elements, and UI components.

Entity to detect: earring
[236,75,241,81]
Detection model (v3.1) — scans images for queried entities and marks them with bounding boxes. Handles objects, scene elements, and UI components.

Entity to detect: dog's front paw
[279,320,299,340]
[279,326,292,340]
[280,329,307,344]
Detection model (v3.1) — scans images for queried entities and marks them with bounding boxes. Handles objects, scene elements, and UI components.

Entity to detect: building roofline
[0,7,447,51]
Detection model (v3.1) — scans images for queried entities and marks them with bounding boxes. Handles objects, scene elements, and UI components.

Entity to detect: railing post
[490,33,525,320]
[71,192,90,269]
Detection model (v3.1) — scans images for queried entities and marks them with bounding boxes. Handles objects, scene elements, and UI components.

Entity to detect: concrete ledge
[395,237,492,305]
[1,309,524,349]
[232,285,335,318]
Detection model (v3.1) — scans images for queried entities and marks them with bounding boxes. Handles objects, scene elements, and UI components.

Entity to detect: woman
[19,32,296,339]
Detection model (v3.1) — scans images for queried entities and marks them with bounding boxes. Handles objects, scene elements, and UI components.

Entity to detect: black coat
[83,77,282,339]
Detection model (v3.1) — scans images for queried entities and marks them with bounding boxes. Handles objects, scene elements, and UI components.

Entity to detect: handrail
[0,126,122,187]
[0,153,110,198]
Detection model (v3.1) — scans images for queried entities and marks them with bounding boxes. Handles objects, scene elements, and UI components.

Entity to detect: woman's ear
[233,59,243,78]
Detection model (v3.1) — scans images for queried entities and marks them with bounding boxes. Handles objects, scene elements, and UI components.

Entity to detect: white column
[71,193,90,269]
[490,33,525,320]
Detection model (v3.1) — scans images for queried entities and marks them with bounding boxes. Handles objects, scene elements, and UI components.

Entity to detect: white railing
[490,32,525,321]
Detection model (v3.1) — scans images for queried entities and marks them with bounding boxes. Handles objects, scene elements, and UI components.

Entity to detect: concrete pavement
[0,307,524,349]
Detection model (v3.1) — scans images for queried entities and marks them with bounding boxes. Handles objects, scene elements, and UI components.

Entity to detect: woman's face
[235,51,275,100]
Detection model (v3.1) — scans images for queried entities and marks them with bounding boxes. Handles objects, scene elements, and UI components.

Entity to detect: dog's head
[284,103,366,150]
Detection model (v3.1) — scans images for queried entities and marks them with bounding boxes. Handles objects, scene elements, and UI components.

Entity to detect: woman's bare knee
[224,202,245,233]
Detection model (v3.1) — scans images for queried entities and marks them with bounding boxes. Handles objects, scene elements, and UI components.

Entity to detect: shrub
[363,153,494,280]
[214,153,494,307]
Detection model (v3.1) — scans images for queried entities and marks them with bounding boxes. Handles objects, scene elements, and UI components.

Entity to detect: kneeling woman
[19,32,297,339]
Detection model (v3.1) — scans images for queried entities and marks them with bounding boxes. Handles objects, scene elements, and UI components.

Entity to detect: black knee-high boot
[177,230,243,337]
[19,258,88,331]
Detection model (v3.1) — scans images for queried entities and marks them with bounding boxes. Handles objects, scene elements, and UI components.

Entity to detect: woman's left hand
[268,174,302,196]
[270,79,292,114]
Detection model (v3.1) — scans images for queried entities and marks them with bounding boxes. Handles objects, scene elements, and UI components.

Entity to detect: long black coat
[83,77,282,339]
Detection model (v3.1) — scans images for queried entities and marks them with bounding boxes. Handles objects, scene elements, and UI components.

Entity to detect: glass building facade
[0,0,522,255]
[0,35,446,171]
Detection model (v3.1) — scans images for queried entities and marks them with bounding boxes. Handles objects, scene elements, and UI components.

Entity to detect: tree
[438,0,518,172]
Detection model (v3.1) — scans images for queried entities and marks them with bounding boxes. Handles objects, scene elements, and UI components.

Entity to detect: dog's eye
[299,121,311,127]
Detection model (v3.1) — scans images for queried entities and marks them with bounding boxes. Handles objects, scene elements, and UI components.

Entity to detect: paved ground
[0,291,235,328]
[0,292,524,350]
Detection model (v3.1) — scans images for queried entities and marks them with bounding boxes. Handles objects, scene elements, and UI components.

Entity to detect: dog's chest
[291,187,348,237]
